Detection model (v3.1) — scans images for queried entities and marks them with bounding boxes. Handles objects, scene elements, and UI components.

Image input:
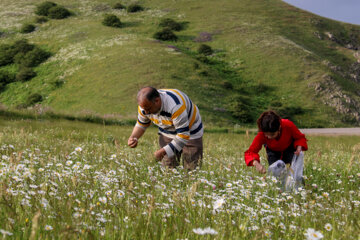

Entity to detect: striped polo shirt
[136,89,203,158]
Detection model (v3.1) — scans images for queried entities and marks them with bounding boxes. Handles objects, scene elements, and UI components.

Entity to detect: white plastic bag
[268,160,286,177]
[268,160,288,188]
[286,151,304,191]
[268,152,304,192]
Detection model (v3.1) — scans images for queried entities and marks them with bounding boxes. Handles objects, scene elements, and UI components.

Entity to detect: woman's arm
[244,133,265,166]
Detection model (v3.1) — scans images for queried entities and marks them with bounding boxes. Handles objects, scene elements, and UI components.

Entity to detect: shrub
[153,28,177,41]
[15,47,51,67]
[127,3,143,13]
[26,93,43,106]
[159,18,183,31]
[227,95,253,123]
[16,67,36,82]
[0,44,16,66]
[253,82,272,93]
[12,39,35,54]
[35,1,57,16]
[275,106,305,120]
[35,16,49,23]
[113,3,126,9]
[222,81,233,89]
[198,44,213,56]
[20,24,36,34]
[197,70,208,76]
[269,100,282,108]
[196,55,210,64]
[48,6,71,19]
[0,82,6,92]
[102,14,122,28]
[0,40,35,66]
[0,70,15,85]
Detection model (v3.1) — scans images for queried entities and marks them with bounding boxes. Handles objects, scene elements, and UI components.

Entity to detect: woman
[244,111,308,174]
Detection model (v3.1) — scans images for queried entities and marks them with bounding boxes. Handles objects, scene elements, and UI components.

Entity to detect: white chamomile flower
[324,223,332,231]
[75,147,82,152]
[44,225,53,231]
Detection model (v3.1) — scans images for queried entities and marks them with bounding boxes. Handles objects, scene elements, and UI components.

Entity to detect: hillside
[0,0,360,127]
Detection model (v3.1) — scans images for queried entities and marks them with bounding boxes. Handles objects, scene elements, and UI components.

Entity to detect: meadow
[0,119,359,239]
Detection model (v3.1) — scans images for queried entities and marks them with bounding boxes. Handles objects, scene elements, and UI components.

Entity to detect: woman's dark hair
[257,110,281,132]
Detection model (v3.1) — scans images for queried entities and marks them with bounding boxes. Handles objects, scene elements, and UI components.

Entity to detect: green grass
[0,0,359,127]
[0,118,359,239]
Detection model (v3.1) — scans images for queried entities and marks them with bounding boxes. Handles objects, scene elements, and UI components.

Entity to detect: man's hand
[294,146,302,156]
[154,148,166,161]
[253,160,266,174]
[128,137,138,148]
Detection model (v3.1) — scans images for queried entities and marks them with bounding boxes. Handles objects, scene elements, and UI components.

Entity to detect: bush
[15,47,51,67]
[26,93,43,106]
[196,55,210,64]
[0,40,35,66]
[0,70,15,91]
[269,100,282,108]
[35,1,57,16]
[0,70,15,85]
[12,39,35,54]
[48,6,71,19]
[113,3,126,9]
[20,24,36,34]
[275,106,305,120]
[159,18,183,31]
[16,67,36,82]
[227,95,253,123]
[153,28,177,41]
[102,14,122,28]
[222,81,233,89]
[253,82,272,93]
[0,44,16,66]
[198,44,213,56]
[127,3,143,13]
[35,16,49,23]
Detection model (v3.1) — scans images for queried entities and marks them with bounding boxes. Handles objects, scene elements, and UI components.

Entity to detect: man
[127,87,203,170]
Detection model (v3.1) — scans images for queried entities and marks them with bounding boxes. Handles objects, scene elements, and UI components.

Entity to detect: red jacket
[244,119,307,166]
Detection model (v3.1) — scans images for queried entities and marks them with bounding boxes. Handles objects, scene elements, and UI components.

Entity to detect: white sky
[283,0,360,25]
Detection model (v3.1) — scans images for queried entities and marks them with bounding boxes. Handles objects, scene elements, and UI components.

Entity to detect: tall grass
[0,119,359,239]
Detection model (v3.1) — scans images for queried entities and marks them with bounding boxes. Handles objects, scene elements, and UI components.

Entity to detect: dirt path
[300,128,360,136]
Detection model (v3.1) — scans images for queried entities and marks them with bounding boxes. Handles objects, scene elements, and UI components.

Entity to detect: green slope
[0,0,359,127]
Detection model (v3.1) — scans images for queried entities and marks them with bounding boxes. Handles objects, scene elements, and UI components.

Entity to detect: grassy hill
[0,0,360,127]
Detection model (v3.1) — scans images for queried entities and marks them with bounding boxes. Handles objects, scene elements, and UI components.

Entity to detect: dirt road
[300,128,360,136]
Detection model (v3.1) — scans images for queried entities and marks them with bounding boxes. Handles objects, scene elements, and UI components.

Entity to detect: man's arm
[128,126,146,148]
[128,106,151,148]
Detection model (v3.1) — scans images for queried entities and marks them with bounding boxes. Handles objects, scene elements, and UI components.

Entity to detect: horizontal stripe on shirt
[177,133,190,140]
[160,111,172,117]
[190,122,203,135]
[176,126,190,133]
[159,127,177,135]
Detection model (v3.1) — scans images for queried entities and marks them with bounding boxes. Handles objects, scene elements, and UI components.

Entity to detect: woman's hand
[294,146,302,156]
[253,160,266,174]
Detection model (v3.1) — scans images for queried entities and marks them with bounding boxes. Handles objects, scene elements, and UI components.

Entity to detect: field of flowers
[0,119,359,239]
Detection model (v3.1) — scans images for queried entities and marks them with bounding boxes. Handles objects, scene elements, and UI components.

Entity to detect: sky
[283,0,360,25]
